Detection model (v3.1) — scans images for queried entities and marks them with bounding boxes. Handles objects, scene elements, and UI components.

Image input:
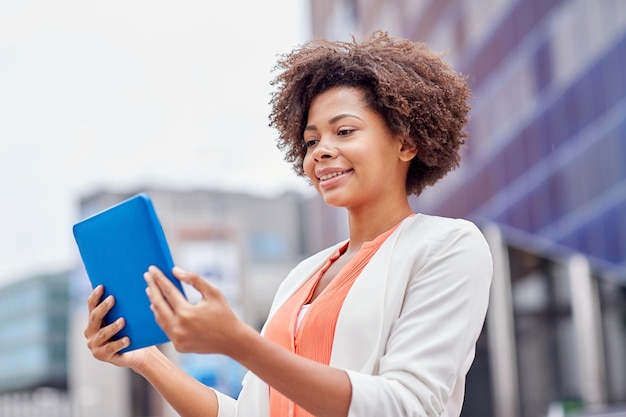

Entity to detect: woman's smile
[317,168,353,187]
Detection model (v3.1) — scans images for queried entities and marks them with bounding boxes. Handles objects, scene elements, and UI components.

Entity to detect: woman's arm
[232,322,352,417]
[84,285,220,417]
[345,220,493,417]
[131,347,220,417]
[145,266,353,417]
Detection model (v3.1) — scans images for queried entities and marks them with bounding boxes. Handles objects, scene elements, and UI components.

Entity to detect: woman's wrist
[130,346,162,375]
[223,320,260,363]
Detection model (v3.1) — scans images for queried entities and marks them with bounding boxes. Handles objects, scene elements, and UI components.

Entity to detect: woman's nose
[311,137,338,161]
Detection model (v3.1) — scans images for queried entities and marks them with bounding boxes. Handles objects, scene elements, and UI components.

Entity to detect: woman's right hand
[84,284,221,417]
[84,284,153,371]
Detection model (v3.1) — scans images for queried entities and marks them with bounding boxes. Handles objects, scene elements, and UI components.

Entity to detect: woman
[85,31,492,417]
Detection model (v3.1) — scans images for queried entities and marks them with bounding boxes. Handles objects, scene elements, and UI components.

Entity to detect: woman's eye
[337,128,354,136]
[304,139,318,148]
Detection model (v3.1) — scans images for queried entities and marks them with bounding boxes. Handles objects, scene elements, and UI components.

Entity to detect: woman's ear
[398,140,418,162]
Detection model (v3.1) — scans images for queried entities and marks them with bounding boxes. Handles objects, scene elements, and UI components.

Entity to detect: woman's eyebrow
[305,113,363,131]
[329,113,361,124]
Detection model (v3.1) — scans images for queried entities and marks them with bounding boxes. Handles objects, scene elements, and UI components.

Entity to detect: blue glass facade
[411,0,626,282]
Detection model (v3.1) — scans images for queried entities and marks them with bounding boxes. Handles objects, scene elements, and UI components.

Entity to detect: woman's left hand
[144,265,244,355]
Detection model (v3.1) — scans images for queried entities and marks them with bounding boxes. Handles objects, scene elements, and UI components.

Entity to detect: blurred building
[310,1,626,417]
[68,187,344,417]
[0,272,72,416]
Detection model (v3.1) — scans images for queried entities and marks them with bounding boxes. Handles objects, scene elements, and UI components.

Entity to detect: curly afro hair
[269,31,472,196]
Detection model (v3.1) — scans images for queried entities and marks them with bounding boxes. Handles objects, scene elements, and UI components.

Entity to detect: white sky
[0,0,312,284]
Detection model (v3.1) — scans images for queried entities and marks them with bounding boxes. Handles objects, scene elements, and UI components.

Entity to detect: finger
[92,334,131,361]
[144,269,175,320]
[85,294,115,335]
[110,336,131,354]
[88,317,125,349]
[101,317,127,343]
[148,266,187,309]
[102,336,131,357]
[173,267,218,299]
[86,285,104,311]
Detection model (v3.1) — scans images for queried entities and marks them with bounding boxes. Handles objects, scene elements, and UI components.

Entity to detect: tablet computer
[73,193,185,352]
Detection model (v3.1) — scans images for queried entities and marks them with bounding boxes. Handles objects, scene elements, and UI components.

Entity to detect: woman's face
[302,86,416,210]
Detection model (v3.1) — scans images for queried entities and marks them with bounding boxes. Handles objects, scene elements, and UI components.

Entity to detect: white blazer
[216,214,493,417]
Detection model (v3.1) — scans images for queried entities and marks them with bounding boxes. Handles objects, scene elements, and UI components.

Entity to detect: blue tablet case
[73,193,185,352]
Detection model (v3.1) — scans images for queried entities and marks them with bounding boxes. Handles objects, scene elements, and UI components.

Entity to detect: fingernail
[173,266,186,277]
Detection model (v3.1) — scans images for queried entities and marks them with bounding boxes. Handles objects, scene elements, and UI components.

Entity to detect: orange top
[264,221,404,417]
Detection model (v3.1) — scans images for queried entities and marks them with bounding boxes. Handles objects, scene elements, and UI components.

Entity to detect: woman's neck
[345,202,414,253]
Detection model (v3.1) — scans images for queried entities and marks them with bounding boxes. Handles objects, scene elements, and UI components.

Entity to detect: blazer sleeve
[214,370,272,417]
[347,219,493,417]
[215,389,236,417]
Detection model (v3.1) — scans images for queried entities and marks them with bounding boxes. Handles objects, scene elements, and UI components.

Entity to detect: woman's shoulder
[403,213,485,239]
[394,213,492,263]
[395,213,493,282]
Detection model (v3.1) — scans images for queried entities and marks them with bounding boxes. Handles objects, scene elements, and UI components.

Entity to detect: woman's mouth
[319,170,349,181]
[317,169,353,188]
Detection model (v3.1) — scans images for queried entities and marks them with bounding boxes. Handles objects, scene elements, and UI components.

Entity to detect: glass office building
[0,273,69,393]
[309,1,626,416]
[0,272,71,415]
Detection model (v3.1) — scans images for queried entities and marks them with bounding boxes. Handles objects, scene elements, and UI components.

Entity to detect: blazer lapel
[330,218,413,372]
[263,242,345,325]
